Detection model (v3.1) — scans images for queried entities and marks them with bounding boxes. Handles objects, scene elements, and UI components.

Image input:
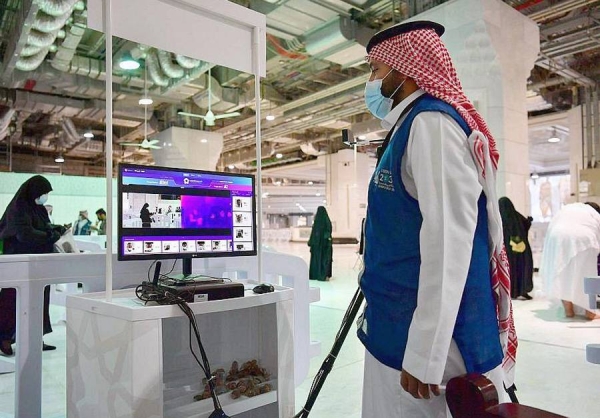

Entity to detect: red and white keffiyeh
[368,27,517,386]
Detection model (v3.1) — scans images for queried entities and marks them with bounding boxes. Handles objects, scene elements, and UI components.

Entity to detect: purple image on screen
[181,195,232,229]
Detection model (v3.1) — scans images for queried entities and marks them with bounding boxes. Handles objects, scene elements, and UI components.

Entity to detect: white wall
[0,172,117,235]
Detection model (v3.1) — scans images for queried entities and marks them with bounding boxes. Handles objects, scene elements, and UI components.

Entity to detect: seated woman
[0,175,65,355]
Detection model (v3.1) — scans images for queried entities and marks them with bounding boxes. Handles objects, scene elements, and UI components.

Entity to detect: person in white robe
[357,20,517,417]
[540,202,600,320]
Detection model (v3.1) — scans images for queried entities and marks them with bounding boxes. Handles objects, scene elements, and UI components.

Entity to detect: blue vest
[358,95,503,375]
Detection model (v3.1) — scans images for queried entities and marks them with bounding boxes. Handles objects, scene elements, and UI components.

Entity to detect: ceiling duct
[0,89,153,125]
[157,50,184,79]
[146,50,170,87]
[51,21,86,72]
[61,117,80,145]
[0,109,16,142]
[221,142,275,166]
[27,28,59,47]
[304,16,376,66]
[117,122,156,144]
[300,142,327,156]
[175,55,201,69]
[37,0,84,16]
[16,48,51,72]
[21,44,46,57]
[192,74,238,112]
[31,9,73,32]
[16,0,81,72]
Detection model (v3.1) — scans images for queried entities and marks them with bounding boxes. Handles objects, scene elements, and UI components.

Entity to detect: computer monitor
[118,163,257,277]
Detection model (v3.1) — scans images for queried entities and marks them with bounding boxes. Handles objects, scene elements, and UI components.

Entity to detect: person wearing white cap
[357,21,516,417]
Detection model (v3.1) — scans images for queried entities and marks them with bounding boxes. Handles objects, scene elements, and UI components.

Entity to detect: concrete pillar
[412,0,539,214]
[151,127,223,170]
[323,149,376,241]
[569,105,583,199]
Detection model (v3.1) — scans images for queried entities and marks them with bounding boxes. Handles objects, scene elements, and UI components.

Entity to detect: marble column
[323,149,376,241]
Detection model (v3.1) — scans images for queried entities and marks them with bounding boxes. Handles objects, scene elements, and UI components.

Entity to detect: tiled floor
[0,242,599,417]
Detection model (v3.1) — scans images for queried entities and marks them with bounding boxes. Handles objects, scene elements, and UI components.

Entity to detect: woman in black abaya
[308,206,333,281]
[0,175,64,355]
[140,203,152,228]
[499,197,534,299]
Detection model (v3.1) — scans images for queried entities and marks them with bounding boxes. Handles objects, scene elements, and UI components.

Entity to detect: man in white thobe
[357,21,517,417]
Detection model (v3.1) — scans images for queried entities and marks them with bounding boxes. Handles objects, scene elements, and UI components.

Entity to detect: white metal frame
[86,0,267,299]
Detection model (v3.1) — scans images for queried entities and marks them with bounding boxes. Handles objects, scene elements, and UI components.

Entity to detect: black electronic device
[252,283,274,294]
[159,281,244,303]
[152,261,162,286]
[118,163,257,279]
[341,129,355,146]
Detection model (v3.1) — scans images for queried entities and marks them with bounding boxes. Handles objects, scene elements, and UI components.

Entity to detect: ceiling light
[358,135,367,140]
[531,172,540,180]
[316,193,321,196]
[138,95,153,106]
[308,181,313,185]
[228,164,235,169]
[118,52,140,70]
[54,155,64,163]
[548,136,560,143]
[83,130,94,138]
[266,114,275,121]
[275,153,283,159]
[322,200,327,204]
[200,138,208,143]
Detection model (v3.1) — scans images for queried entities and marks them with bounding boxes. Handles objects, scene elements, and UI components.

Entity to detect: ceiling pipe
[527,0,597,22]
[31,7,75,32]
[16,48,51,71]
[146,50,170,87]
[514,0,544,11]
[61,118,80,145]
[157,50,184,79]
[51,22,86,72]
[175,54,201,69]
[26,28,59,47]
[0,0,41,84]
[160,60,215,95]
[37,0,83,16]
[220,142,275,166]
[16,0,80,72]
[216,74,368,136]
[0,109,16,142]
[21,44,44,57]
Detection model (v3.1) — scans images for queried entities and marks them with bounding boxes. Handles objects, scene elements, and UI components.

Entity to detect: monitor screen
[118,163,257,261]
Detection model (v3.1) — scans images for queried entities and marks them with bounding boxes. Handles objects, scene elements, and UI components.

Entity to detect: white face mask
[364,69,406,120]
[35,194,49,205]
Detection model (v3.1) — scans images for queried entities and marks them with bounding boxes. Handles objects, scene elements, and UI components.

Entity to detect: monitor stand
[167,258,222,283]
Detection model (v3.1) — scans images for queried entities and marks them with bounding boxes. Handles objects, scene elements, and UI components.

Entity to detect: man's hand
[400,369,441,399]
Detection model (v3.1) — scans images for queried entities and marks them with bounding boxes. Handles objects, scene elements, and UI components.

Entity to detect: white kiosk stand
[583,277,600,365]
[65,1,297,417]
[67,287,295,418]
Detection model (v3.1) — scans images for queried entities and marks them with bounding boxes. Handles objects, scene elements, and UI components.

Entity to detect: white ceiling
[528,112,571,173]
